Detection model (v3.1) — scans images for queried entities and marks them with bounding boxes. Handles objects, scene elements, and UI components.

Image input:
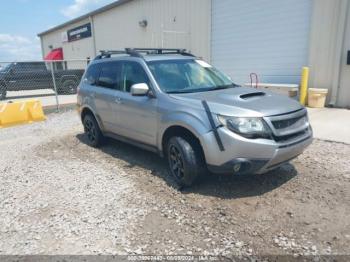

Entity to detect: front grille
[271,114,307,130]
[273,128,309,142]
[265,109,310,142]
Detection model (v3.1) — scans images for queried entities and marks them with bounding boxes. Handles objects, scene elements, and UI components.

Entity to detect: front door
[113,61,158,146]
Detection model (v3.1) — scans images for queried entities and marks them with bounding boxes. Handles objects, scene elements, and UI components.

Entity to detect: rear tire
[83,114,104,148]
[166,136,205,187]
[0,84,7,100]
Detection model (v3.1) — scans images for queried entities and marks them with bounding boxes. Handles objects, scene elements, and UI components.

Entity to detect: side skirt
[103,131,160,155]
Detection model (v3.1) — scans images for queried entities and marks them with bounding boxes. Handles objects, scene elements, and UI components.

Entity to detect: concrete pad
[4,89,77,108]
[308,107,350,144]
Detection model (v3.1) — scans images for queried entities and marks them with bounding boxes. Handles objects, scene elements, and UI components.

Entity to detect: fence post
[50,62,59,112]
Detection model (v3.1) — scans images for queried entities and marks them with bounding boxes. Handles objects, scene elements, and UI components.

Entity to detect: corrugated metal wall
[337,1,350,108]
[41,0,211,62]
[211,0,313,85]
[93,0,211,60]
[308,0,350,107]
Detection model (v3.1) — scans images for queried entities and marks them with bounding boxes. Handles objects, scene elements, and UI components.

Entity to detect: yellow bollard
[300,67,309,106]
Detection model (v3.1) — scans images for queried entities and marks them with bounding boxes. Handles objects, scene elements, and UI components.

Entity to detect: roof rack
[130,48,194,57]
[94,48,195,60]
[95,49,142,60]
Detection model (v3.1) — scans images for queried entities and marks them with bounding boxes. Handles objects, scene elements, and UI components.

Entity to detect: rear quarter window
[85,64,101,85]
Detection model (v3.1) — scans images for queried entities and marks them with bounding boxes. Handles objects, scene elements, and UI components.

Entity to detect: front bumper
[201,125,313,175]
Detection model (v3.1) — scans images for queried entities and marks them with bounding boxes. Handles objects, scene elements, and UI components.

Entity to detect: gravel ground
[0,111,349,258]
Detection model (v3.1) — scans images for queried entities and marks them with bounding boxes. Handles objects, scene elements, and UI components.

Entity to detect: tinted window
[148,59,234,94]
[0,64,12,72]
[121,62,149,92]
[14,62,46,71]
[31,63,47,71]
[85,64,101,85]
[98,62,121,90]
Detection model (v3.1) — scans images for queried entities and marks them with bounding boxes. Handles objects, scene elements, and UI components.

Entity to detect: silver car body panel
[77,54,313,175]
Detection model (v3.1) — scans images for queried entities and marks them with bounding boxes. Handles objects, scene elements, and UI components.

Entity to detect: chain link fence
[0,59,89,111]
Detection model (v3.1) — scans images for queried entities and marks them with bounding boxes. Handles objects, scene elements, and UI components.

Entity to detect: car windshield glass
[147,59,237,94]
[0,64,12,72]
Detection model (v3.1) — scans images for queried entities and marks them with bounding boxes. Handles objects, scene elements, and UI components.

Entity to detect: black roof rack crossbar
[131,48,195,57]
[131,48,185,54]
[95,49,143,60]
[94,48,195,60]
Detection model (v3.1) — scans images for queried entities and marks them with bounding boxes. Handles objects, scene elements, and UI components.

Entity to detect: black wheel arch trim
[59,75,79,84]
[201,100,225,152]
[81,107,105,132]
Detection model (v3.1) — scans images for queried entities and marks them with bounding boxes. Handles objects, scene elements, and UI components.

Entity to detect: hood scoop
[240,92,266,100]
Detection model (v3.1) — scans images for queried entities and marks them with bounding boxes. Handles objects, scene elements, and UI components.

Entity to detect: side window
[13,63,25,72]
[18,63,43,72]
[98,62,121,90]
[85,64,100,85]
[121,62,149,93]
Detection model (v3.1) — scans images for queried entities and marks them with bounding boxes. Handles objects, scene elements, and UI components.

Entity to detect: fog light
[233,163,241,173]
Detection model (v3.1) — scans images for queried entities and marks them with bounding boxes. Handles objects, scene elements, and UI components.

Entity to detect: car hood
[169,87,303,117]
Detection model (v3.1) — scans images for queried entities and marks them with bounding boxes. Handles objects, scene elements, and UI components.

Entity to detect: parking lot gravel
[0,110,349,258]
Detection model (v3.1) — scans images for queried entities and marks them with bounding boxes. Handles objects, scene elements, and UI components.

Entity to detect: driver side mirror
[131,83,150,96]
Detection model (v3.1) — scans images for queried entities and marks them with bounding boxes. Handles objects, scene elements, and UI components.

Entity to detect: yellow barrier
[300,67,309,106]
[0,100,46,128]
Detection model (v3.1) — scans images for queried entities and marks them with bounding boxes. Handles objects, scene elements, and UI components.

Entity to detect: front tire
[167,136,205,187]
[83,114,104,148]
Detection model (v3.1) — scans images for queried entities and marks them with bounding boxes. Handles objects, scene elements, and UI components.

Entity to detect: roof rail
[94,48,195,60]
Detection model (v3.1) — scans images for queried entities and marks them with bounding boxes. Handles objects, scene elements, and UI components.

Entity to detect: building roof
[37,0,133,37]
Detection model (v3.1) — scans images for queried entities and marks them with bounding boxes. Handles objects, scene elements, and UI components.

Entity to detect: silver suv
[77,48,313,187]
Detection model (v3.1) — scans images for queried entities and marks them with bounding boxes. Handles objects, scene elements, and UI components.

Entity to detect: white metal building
[38,0,350,108]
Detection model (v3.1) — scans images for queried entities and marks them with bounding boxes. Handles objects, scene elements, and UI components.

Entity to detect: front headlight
[217,115,272,139]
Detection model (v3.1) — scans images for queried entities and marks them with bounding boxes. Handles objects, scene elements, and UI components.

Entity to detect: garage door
[211,0,313,85]
[337,3,350,108]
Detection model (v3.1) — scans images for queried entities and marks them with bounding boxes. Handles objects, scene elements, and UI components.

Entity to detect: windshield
[0,64,12,72]
[147,59,238,94]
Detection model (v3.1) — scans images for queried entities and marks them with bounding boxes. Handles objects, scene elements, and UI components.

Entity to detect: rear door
[11,62,48,90]
[113,61,158,146]
[6,63,28,90]
[93,61,122,133]
[31,62,52,89]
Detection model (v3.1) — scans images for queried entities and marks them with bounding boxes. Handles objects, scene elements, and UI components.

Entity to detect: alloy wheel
[169,144,185,180]
[84,118,97,144]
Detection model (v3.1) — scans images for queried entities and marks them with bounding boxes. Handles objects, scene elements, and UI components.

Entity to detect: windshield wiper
[167,90,195,94]
[210,84,238,91]
[167,84,240,94]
